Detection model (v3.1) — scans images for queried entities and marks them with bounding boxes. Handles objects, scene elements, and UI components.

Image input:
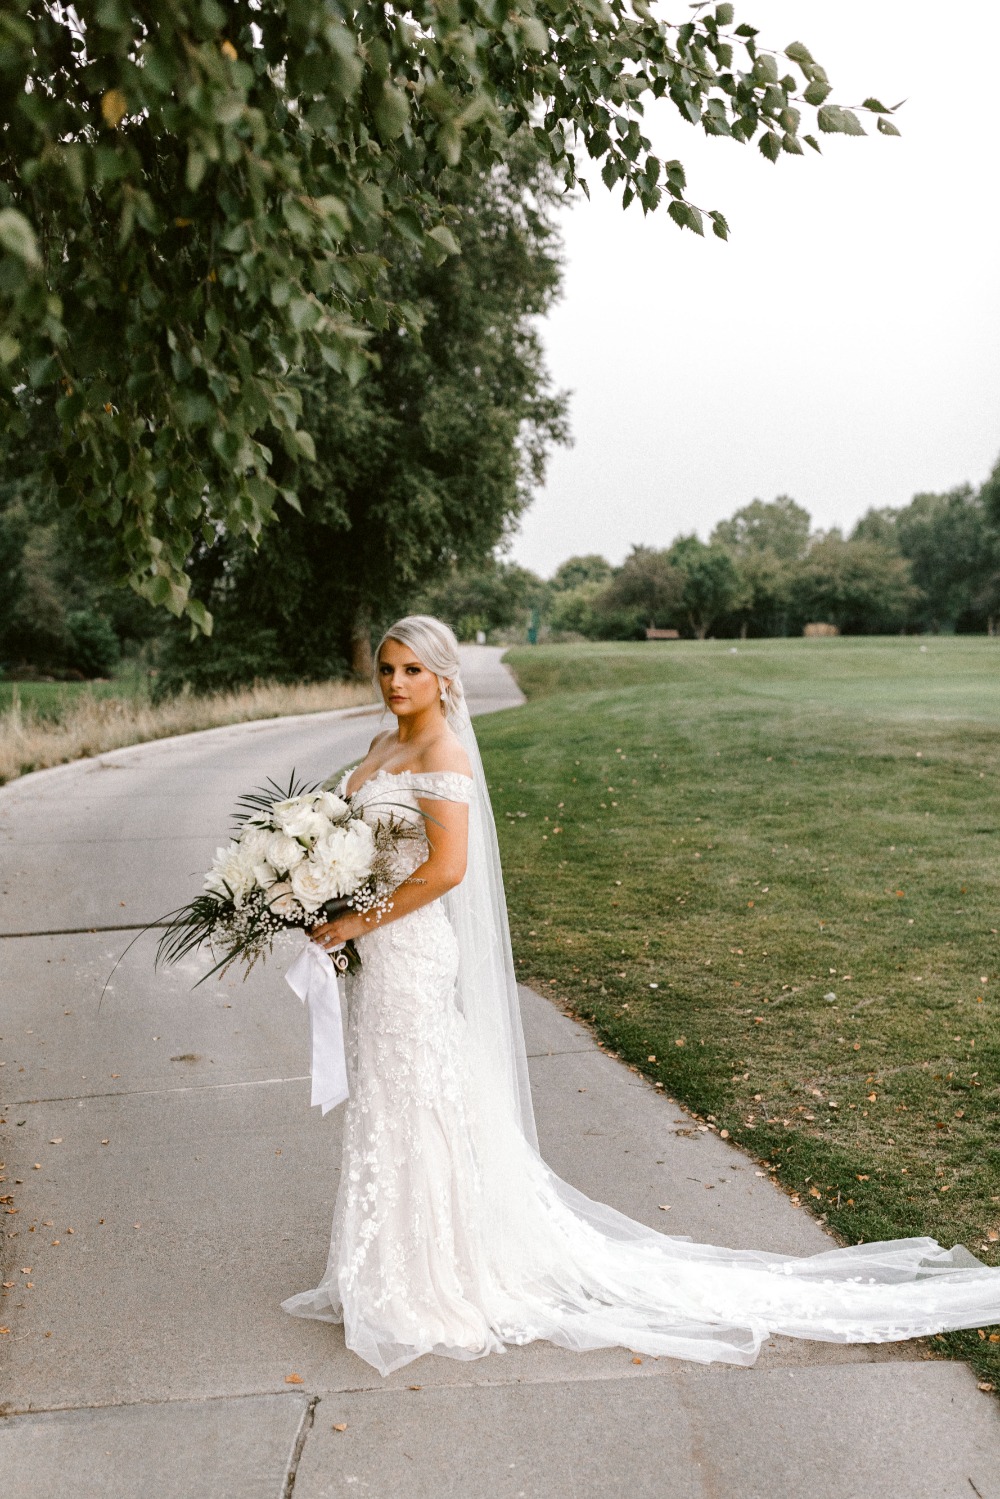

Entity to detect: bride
[282,614,1000,1376]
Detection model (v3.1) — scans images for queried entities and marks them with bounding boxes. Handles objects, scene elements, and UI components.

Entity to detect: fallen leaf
[632,1357,642,1364]
[285,1373,304,1385]
[49,1138,62,1145]
[408,1384,422,1390]
[332,1423,347,1432]
[658,1204,671,1212]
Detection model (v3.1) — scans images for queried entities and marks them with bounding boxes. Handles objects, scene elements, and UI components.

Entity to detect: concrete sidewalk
[1,646,998,1496]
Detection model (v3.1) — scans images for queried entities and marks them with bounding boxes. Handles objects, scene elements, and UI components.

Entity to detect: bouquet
[155,772,425,984]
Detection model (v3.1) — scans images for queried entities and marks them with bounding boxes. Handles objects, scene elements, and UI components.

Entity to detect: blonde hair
[374,614,465,720]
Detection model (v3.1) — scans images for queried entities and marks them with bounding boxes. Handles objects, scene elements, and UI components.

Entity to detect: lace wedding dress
[281,752,1000,1377]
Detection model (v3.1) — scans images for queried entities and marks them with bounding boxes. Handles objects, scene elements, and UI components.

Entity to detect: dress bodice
[336,765,475,887]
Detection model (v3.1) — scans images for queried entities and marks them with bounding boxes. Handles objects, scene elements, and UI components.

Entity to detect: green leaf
[862,97,890,113]
[758,131,782,163]
[294,429,316,462]
[373,82,409,142]
[714,3,735,25]
[667,200,704,236]
[708,209,729,241]
[0,207,41,269]
[784,41,814,66]
[817,105,865,136]
[781,132,804,155]
[185,597,213,636]
[877,116,901,136]
[803,78,832,106]
[427,224,461,256]
[803,133,821,153]
[518,16,549,51]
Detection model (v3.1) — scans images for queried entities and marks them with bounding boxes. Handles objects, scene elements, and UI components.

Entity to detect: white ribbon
[284,940,349,1115]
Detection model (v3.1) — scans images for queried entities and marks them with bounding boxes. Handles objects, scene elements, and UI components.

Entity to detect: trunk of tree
[350,604,374,680]
[739,620,748,640]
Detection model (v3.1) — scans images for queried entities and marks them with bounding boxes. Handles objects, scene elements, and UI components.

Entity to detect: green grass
[479,637,1000,1385]
[0,666,150,720]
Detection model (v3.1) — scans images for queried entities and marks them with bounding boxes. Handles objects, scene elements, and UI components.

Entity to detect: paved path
[1,647,997,1497]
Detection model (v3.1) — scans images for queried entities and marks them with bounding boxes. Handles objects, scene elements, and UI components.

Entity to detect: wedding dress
[281,702,1000,1377]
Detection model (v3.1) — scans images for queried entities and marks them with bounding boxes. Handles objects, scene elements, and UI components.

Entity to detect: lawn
[478,637,1000,1385]
[0,669,150,719]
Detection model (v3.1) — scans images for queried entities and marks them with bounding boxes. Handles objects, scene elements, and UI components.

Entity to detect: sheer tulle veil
[372,616,539,1153]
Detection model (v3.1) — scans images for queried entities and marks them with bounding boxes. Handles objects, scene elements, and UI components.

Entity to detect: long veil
[442,688,538,1152]
[432,677,1000,1369]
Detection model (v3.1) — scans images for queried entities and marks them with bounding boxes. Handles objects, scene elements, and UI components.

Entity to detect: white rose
[266,881,303,921]
[313,790,350,821]
[265,831,306,874]
[204,841,256,908]
[274,800,331,845]
[289,857,338,912]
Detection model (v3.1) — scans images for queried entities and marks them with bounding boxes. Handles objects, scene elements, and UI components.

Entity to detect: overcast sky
[509,0,1000,579]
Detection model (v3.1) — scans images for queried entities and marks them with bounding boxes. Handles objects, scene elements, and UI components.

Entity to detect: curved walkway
[0,647,997,1496]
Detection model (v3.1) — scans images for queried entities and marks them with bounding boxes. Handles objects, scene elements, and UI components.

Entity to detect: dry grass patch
[0,678,377,784]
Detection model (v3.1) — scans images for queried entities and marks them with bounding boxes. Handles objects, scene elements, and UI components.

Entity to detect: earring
[440,689,447,702]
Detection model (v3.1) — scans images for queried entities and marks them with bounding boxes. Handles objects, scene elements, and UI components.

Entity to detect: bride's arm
[310,793,469,947]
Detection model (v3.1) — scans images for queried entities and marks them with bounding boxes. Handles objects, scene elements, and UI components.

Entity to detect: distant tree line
[418,476,1000,645]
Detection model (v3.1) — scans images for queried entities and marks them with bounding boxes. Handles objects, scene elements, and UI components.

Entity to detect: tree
[854,487,1000,633]
[415,560,546,643]
[550,554,613,592]
[0,3,898,625]
[590,545,684,638]
[710,495,810,636]
[668,535,745,639]
[710,495,811,562]
[157,147,567,689]
[792,532,917,635]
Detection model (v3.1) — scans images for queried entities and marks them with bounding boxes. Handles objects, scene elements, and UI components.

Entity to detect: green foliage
[0,3,895,623]
[854,486,1000,634]
[711,495,811,562]
[667,534,746,639]
[790,531,918,634]
[415,559,546,643]
[550,554,614,592]
[589,545,685,638]
[158,146,567,690]
[65,608,120,677]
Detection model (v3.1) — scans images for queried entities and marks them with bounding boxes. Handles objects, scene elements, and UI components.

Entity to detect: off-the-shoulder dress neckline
[341,762,474,797]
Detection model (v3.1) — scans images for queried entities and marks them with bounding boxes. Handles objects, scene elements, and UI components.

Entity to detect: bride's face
[377,639,446,719]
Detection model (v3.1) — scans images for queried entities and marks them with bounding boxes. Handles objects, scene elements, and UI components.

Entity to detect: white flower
[313,790,350,821]
[289,859,334,913]
[265,831,306,874]
[252,860,278,888]
[272,797,330,845]
[266,881,303,921]
[289,820,376,911]
[204,841,256,908]
[237,825,273,862]
[316,820,377,895]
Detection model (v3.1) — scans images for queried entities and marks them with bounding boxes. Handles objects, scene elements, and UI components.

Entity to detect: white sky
[509,0,1000,578]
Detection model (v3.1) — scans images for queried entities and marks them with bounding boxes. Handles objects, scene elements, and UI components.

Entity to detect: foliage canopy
[0,1,896,625]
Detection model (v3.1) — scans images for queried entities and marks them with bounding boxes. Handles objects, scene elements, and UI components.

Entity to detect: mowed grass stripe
[477,637,1000,1385]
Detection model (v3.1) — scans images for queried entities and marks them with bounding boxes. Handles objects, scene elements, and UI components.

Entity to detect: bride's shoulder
[415,730,472,781]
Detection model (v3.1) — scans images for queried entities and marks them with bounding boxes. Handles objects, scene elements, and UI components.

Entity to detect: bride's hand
[310,912,367,950]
